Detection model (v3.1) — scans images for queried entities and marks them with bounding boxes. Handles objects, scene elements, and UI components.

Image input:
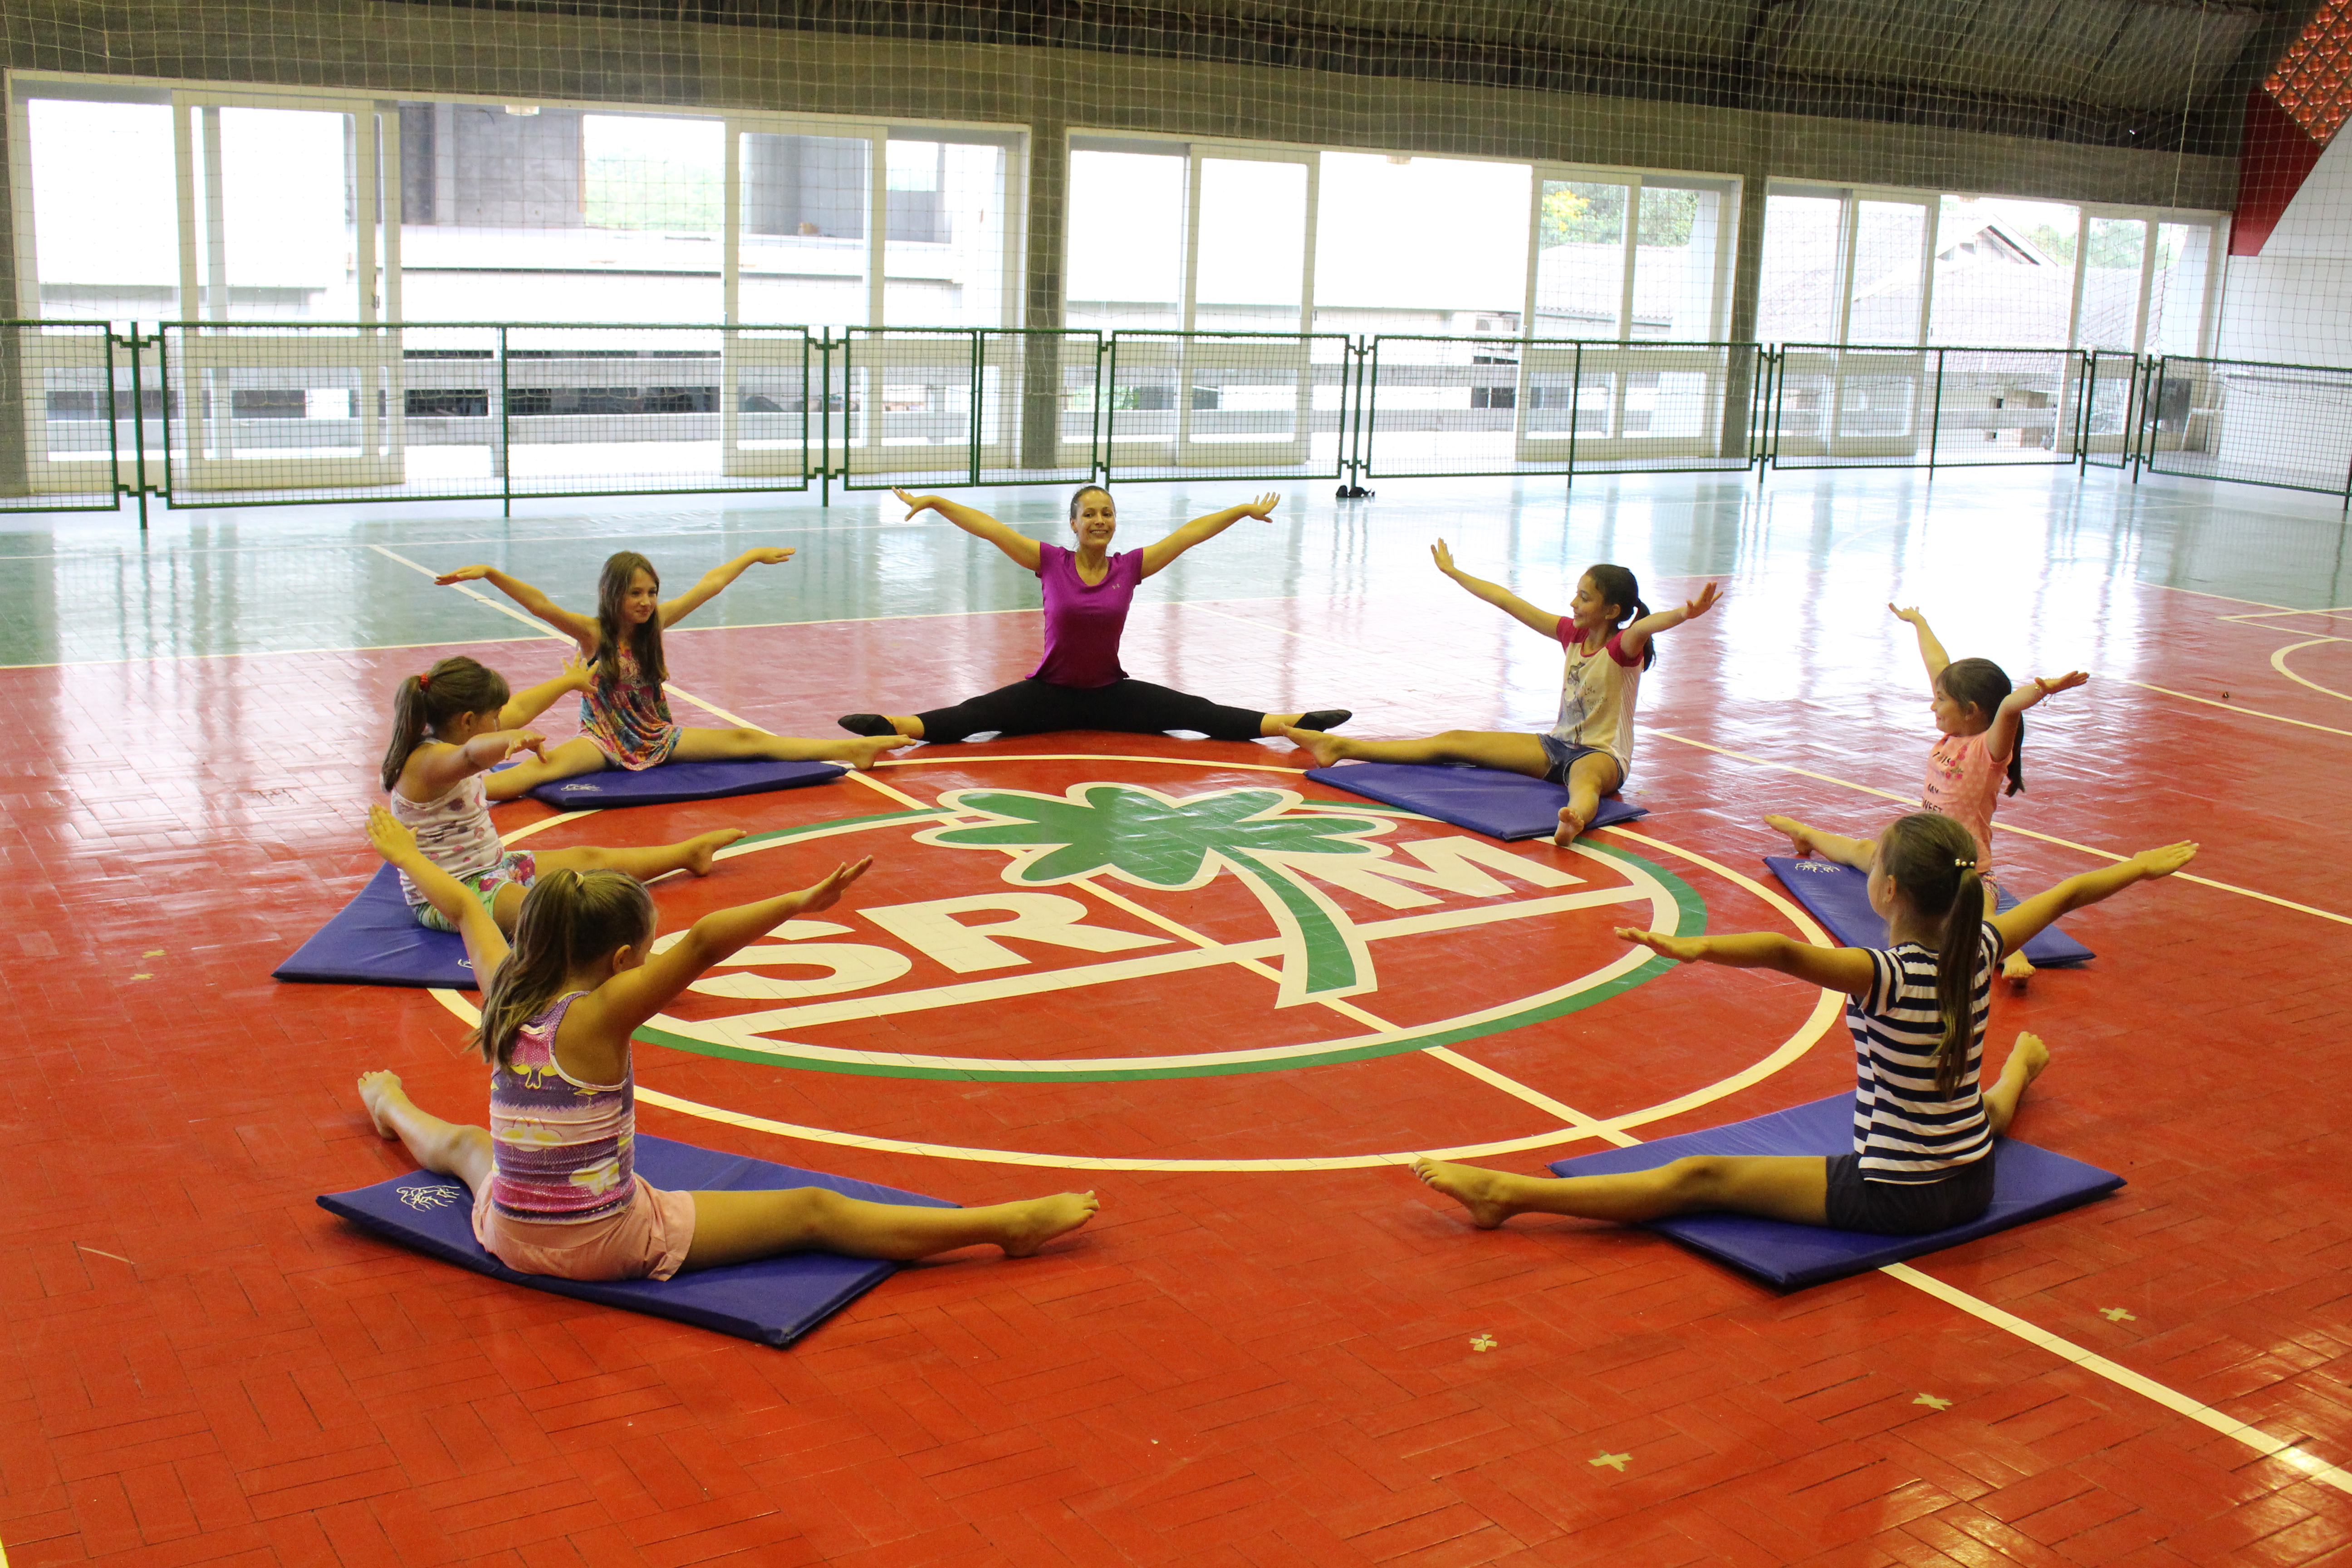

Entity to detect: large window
[11,78,1024,332]
[1762,182,2223,353]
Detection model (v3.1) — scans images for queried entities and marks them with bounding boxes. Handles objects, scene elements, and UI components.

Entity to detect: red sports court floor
[5,469,2352,1566]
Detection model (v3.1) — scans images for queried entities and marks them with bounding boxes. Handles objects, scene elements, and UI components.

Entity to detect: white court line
[367,543,568,639]
[1647,729,2352,929]
[1883,1264,2352,1496]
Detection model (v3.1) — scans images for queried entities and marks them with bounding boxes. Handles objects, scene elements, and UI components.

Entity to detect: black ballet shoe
[1295,709,1352,732]
[838,713,898,737]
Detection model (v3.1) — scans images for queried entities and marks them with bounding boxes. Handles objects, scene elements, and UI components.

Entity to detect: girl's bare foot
[1284,727,1351,766]
[1552,805,1589,847]
[1413,1157,1521,1229]
[2003,949,2036,990]
[683,828,747,876]
[836,735,912,770]
[357,1071,405,1139]
[2008,1029,2050,1086]
[1000,1192,1099,1257]
[1764,813,1822,858]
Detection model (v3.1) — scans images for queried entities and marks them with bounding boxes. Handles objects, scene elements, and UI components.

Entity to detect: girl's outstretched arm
[661,547,796,627]
[1139,493,1279,578]
[1989,842,2196,957]
[366,807,510,979]
[1430,539,1562,637]
[404,728,550,799]
[1889,604,1951,691]
[895,488,1044,573]
[1617,926,1876,995]
[435,565,599,652]
[499,651,595,729]
[1617,581,1722,662]
[576,859,875,1045]
[1986,669,2088,763]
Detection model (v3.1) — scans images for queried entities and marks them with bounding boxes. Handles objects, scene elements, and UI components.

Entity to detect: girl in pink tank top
[1764,603,2088,987]
[352,810,1098,1284]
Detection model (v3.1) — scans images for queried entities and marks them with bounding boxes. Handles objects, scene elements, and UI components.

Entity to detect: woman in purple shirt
[838,485,1351,745]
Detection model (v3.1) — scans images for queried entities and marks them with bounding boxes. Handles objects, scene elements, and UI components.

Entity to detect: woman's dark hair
[594,551,666,690]
[1877,811,1988,1099]
[381,656,511,791]
[1939,657,2024,795]
[472,869,656,1070]
[1584,563,1657,670]
[1068,484,1113,520]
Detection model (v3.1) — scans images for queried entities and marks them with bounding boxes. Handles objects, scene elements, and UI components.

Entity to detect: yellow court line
[2220,606,2352,621]
[2272,637,2352,704]
[1646,730,2352,928]
[1883,1264,2352,1498]
[2115,680,2352,740]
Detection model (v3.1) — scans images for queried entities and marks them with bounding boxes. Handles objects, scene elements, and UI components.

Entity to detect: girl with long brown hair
[435,549,906,798]
[355,809,1097,1282]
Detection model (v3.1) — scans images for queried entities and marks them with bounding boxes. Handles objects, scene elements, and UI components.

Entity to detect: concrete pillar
[1720,153,1772,460]
[1020,122,1068,471]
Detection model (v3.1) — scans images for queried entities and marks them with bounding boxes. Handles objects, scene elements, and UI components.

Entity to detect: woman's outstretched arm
[896,488,1044,573]
[1138,493,1279,578]
[1429,539,1563,638]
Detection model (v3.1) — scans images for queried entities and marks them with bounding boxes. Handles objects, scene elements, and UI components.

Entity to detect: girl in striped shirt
[1414,813,2195,1237]
[354,809,1097,1282]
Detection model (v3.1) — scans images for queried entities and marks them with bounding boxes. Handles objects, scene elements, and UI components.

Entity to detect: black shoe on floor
[1294,709,1352,731]
[838,713,898,737]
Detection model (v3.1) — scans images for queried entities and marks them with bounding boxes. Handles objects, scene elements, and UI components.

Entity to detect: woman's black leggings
[916,678,1265,744]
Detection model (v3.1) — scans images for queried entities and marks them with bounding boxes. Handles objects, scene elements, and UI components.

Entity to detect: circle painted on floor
[449,753,1842,1170]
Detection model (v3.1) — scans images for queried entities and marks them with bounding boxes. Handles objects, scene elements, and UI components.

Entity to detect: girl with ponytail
[1766,602,2089,985]
[1414,813,2195,1238]
[1289,550,1720,845]
[381,653,744,935]
[433,549,908,797]
[355,810,1097,1283]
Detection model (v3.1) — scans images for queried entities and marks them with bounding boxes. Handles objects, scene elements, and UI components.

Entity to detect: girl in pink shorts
[353,808,1097,1282]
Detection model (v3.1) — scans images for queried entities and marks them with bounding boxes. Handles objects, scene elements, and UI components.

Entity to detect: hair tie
[416,671,431,690]
[1955,857,1976,869]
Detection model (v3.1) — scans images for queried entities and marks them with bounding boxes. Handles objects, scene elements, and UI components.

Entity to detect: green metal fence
[2136,356,2352,504]
[1102,331,1355,485]
[1766,344,2084,470]
[147,322,814,510]
[2,321,122,512]
[1361,337,1770,480]
[28,321,2352,518]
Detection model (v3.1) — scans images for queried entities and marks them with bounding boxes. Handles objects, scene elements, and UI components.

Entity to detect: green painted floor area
[2,468,2347,667]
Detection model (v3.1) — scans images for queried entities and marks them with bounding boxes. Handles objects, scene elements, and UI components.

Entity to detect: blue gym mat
[1304,762,1649,841]
[1546,1093,2122,1289]
[516,757,846,809]
[318,1134,956,1346]
[1765,855,2093,967]
[274,863,477,989]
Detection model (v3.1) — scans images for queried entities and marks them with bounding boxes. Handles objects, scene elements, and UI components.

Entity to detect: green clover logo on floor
[918,783,1392,1006]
